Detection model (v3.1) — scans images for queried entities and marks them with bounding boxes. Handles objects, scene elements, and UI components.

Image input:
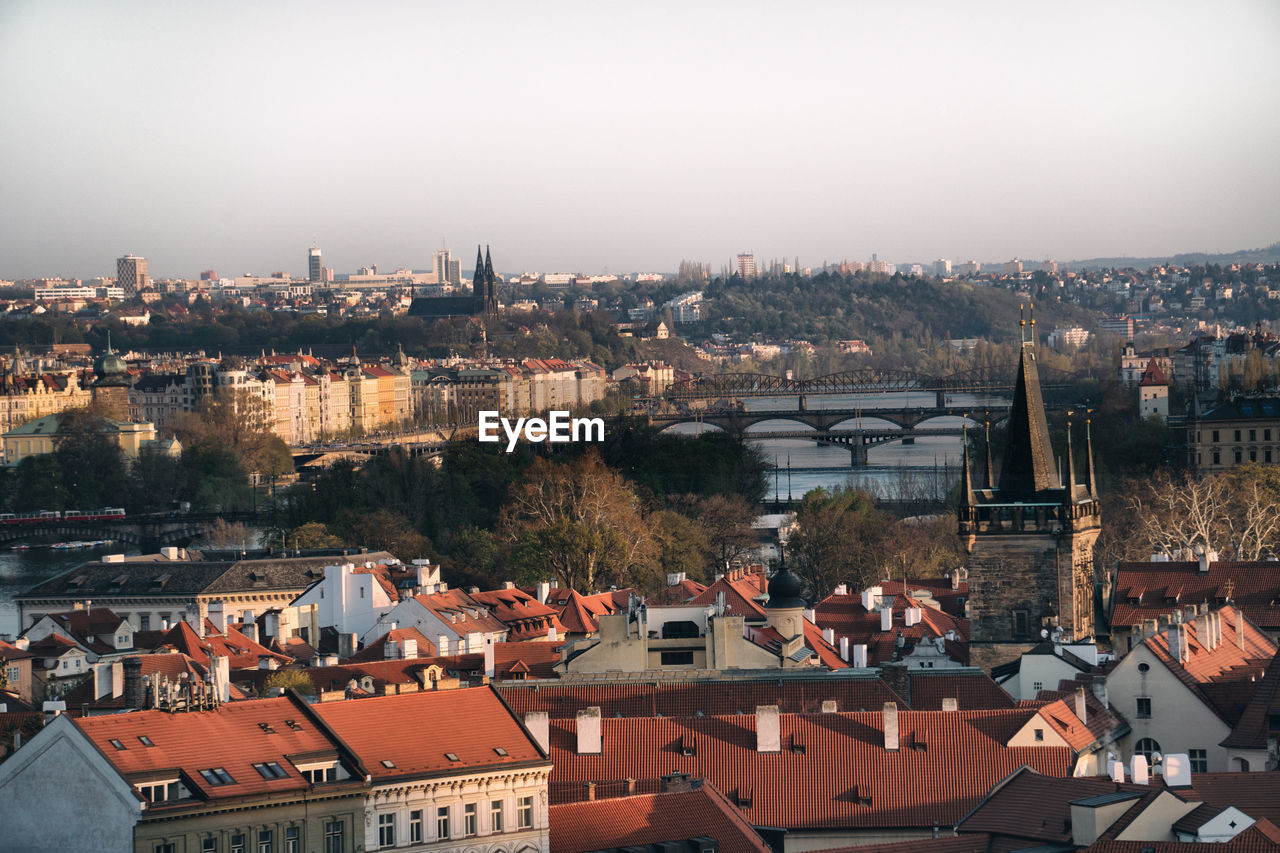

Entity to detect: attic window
[680,735,697,757]
[788,735,805,756]
[444,752,460,762]
[493,747,508,756]
[151,574,171,589]
[109,739,126,750]
[284,719,302,731]
[253,762,288,779]
[381,759,396,769]
[199,767,235,786]
[258,722,276,734]
[734,788,753,808]
[138,735,154,747]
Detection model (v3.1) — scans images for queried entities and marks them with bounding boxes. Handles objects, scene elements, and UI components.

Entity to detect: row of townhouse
[410,359,607,424]
[130,357,412,444]
[0,363,94,433]
[0,687,551,853]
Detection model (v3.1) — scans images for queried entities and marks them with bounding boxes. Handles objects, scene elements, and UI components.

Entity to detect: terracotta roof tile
[1113,561,1280,631]
[1221,648,1280,749]
[312,686,546,781]
[548,709,1072,830]
[549,784,772,853]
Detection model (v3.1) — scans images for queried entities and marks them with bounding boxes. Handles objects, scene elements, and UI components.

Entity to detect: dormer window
[198,767,235,786]
[253,761,288,779]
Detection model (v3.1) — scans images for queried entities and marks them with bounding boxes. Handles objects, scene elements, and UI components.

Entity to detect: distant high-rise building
[434,248,461,287]
[934,258,953,278]
[736,253,756,278]
[308,246,323,282]
[116,255,149,294]
[199,269,217,281]
[960,260,982,276]
[1004,258,1024,276]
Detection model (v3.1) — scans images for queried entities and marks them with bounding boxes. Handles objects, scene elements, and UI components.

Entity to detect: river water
[668,391,1007,503]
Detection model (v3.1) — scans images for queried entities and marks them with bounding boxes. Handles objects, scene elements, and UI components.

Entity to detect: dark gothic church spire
[1085,415,1098,500]
[473,245,486,299]
[961,424,977,507]
[997,308,1061,499]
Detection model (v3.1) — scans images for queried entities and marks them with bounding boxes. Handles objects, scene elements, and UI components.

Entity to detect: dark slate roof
[17,552,397,600]
[998,344,1062,498]
[1198,397,1280,421]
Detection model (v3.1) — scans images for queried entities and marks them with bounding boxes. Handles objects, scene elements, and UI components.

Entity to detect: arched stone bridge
[662,362,1074,402]
[746,426,966,465]
[0,512,268,549]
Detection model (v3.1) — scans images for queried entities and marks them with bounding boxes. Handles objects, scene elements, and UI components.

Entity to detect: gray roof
[17,552,397,601]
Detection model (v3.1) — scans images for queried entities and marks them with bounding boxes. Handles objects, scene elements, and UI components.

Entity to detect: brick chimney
[524,711,549,753]
[123,656,145,710]
[1074,687,1088,724]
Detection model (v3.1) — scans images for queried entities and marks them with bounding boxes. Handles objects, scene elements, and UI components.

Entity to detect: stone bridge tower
[958,322,1102,672]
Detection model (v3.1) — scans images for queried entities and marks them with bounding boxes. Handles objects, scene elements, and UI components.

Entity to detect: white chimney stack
[536,582,550,604]
[833,584,847,596]
[524,711,550,753]
[853,644,868,669]
[484,633,495,678]
[1130,754,1149,784]
[1074,687,1088,724]
[756,705,781,753]
[839,637,850,662]
[883,702,899,751]
[547,624,558,642]
[576,707,602,755]
[402,638,418,659]
[861,586,882,613]
[822,627,835,645]
[1109,759,1125,782]
[941,697,958,712]
[880,607,893,631]
[438,635,449,656]
[904,607,922,627]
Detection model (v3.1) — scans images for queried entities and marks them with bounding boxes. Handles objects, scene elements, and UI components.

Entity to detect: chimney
[1236,610,1246,651]
[852,644,868,669]
[242,621,259,644]
[524,711,550,753]
[625,778,637,795]
[839,637,850,662]
[1074,687,1088,724]
[1109,758,1125,782]
[208,601,225,634]
[756,705,781,753]
[662,772,693,793]
[438,634,449,656]
[1130,754,1150,784]
[1091,674,1108,708]
[211,655,230,702]
[585,781,596,801]
[576,707,602,755]
[905,607,922,627]
[880,607,893,631]
[338,632,357,659]
[547,624,558,642]
[123,656,144,710]
[484,633,495,678]
[822,627,835,645]
[833,583,847,596]
[1198,551,1210,573]
[941,697,958,712]
[883,702,900,751]
[536,582,550,604]
[111,660,123,699]
[821,700,838,713]
[402,638,418,658]
[861,586,882,612]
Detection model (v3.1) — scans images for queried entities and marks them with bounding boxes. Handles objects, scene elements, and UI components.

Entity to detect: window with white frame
[409,810,423,844]
[517,795,533,829]
[464,802,477,836]
[436,806,450,839]
[491,799,504,832]
[377,813,395,848]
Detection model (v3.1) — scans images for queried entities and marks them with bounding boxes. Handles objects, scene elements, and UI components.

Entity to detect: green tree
[53,409,128,510]
[787,487,888,601]
[285,522,342,549]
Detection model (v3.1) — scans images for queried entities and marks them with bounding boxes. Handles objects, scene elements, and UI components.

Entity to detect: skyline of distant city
[2,2,1277,280]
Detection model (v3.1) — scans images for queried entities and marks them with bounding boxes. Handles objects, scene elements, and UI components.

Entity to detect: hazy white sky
[2,1,1278,280]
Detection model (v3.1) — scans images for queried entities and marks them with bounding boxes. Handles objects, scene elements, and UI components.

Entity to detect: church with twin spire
[958,315,1102,671]
[407,244,499,321]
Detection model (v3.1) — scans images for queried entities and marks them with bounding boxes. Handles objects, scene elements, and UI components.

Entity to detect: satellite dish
[1041,629,1050,639]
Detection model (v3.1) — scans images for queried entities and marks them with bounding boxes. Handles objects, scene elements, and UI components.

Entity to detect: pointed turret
[997,339,1061,499]
[1063,414,1078,507]
[473,245,485,298]
[961,424,977,507]
[984,417,995,490]
[1085,415,1098,500]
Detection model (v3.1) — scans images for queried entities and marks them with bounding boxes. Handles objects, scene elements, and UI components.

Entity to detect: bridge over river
[0,511,269,549]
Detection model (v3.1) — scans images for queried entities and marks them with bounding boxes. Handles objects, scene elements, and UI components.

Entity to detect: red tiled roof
[548,709,1072,830]
[815,835,991,853]
[73,694,342,804]
[546,588,622,635]
[1221,648,1280,749]
[1086,819,1280,853]
[150,621,292,670]
[0,638,35,661]
[906,671,1016,711]
[345,628,438,663]
[814,592,969,667]
[688,570,769,619]
[1113,561,1280,631]
[498,676,903,719]
[1138,358,1169,387]
[549,784,772,853]
[467,588,567,641]
[1142,606,1275,725]
[876,578,969,619]
[413,589,508,636]
[1038,685,1126,745]
[312,686,546,781]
